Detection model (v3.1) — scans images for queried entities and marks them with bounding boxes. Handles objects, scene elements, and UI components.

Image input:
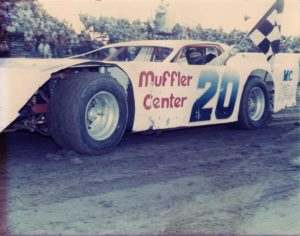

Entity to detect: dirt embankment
[0,88,299,235]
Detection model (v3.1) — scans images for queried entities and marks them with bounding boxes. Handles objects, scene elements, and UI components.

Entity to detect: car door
[125,44,242,132]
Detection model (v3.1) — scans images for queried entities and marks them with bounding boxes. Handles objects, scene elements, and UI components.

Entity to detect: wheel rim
[85,91,119,141]
[247,87,265,121]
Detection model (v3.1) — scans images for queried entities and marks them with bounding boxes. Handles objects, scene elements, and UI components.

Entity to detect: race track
[0,87,299,235]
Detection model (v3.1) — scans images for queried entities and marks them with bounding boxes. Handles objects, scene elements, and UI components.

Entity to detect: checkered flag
[248,0,284,63]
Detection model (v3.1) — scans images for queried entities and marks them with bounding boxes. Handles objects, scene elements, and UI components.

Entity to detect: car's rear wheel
[48,72,128,155]
[237,77,271,129]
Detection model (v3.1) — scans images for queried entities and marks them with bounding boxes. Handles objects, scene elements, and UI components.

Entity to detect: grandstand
[0,0,299,58]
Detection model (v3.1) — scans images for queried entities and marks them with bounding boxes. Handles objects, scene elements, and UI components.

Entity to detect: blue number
[190,70,239,122]
[190,70,219,122]
[216,71,239,119]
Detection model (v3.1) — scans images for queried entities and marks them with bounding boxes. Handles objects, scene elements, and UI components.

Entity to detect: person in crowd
[0,40,9,57]
[38,38,51,58]
[0,13,7,39]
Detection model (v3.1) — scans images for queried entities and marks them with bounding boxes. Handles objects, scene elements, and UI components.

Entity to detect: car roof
[100,40,229,51]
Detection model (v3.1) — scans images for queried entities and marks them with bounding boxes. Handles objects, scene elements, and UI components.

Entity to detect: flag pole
[235,32,251,49]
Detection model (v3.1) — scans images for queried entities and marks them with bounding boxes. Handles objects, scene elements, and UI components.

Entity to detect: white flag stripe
[249,29,265,45]
[276,12,283,26]
[266,47,273,60]
[267,10,277,25]
[267,26,281,42]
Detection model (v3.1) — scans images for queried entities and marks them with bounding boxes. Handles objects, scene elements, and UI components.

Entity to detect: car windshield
[78,46,173,62]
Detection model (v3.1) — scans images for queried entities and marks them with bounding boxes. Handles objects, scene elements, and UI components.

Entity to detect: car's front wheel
[48,72,128,155]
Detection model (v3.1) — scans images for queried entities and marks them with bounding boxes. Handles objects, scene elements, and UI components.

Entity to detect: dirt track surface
[0,89,300,235]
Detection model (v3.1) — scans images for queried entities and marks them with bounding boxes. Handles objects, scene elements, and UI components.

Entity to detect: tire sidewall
[239,78,270,129]
[76,78,127,153]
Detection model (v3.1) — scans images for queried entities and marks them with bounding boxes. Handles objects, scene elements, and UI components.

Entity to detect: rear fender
[229,53,300,112]
[272,54,300,112]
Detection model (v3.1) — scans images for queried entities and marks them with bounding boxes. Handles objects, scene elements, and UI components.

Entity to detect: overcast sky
[38,0,300,36]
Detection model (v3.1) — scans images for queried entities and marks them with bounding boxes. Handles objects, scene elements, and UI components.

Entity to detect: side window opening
[185,47,206,65]
[152,47,173,62]
[173,46,220,65]
[205,47,219,63]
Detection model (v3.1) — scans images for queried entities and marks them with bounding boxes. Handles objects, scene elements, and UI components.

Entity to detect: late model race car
[0,40,299,154]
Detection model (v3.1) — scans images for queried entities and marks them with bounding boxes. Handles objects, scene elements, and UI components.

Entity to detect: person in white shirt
[38,38,52,58]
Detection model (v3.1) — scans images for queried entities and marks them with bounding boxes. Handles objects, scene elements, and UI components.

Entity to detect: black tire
[48,72,128,155]
[48,78,75,149]
[237,77,271,129]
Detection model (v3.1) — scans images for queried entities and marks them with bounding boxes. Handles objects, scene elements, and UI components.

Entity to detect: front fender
[0,58,88,132]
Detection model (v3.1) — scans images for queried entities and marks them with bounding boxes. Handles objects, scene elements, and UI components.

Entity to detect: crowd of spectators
[0,0,84,58]
[80,14,300,53]
[0,2,10,57]
[0,0,299,58]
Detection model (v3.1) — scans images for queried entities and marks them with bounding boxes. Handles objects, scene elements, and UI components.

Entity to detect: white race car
[0,40,299,154]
